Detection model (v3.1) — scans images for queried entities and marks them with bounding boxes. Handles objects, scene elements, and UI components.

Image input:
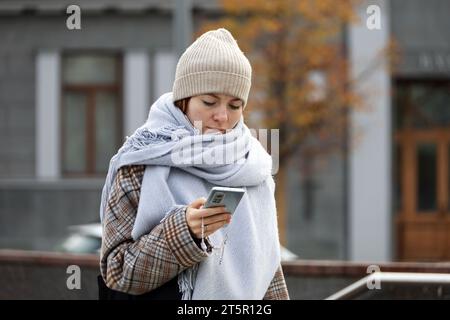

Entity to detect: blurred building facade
[0,0,449,261]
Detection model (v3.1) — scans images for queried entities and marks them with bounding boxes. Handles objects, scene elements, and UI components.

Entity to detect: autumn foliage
[197,0,367,168]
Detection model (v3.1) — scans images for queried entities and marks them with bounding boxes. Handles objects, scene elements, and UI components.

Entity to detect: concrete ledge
[0,249,99,268]
[282,260,450,277]
[1,250,450,299]
[2,249,450,276]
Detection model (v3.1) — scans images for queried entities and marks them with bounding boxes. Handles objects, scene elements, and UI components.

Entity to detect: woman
[99,28,289,300]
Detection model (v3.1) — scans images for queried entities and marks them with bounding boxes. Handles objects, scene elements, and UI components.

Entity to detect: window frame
[60,51,123,178]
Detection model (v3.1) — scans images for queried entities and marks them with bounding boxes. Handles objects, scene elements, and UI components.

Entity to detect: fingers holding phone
[186,197,232,239]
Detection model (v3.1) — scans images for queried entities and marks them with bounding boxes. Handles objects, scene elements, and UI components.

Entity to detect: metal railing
[326,272,450,300]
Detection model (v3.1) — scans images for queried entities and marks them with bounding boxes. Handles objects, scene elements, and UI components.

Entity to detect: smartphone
[203,186,246,215]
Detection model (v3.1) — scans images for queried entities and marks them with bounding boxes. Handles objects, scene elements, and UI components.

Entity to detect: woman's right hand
[186,197,232,239]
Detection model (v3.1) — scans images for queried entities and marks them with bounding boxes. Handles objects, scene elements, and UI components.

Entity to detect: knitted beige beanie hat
[172,28,252,108]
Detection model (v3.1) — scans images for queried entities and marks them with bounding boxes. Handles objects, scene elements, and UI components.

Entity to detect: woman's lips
[205,127,226,134]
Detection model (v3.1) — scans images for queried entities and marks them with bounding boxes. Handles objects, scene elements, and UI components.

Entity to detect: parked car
[56,223,102,254]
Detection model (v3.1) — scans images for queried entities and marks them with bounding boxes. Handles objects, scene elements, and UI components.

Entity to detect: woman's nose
[213,106,228,122]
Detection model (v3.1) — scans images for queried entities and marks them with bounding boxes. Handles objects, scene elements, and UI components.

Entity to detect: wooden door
[395,129,450,261]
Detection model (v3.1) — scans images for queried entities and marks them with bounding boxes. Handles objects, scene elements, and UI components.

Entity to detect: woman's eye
[202,100,241,109]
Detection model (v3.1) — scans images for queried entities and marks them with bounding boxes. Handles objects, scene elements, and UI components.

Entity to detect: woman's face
[186,93,244,134]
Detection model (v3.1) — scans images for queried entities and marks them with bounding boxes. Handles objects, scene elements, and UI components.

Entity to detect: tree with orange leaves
[198,0,364,163]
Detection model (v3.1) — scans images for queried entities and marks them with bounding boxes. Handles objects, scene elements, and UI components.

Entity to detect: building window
[394,80,450,129]
[61,53,122,177]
